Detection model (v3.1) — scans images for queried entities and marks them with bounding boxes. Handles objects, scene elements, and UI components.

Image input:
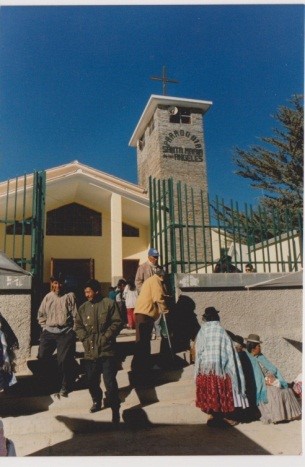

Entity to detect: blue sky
[0,2,303,207]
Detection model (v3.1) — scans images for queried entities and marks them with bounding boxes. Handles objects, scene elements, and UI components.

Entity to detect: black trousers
[131,314,154,373]
[84,357,120,409]
[38,329,76,390]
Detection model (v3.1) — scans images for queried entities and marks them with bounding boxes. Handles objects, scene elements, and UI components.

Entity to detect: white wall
[0,294,32,373]
[176,277,302,381]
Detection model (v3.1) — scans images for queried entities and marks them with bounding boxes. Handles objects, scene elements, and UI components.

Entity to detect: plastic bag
[265,372,281,388]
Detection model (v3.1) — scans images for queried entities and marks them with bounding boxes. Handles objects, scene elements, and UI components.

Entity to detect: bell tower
[129,94,212,195]
[129,94,213,272]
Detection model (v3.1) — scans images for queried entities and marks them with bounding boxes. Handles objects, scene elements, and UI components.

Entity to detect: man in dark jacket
[75,279,123,425]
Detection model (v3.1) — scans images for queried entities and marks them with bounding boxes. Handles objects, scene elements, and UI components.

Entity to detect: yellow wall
[122,224,149,263]
[44,208,107,282]
[43,213,150,283]
[1,209,150,283]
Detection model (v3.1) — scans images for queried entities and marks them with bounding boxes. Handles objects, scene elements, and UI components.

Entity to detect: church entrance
[123,259,139,281]
[51,258,94,306]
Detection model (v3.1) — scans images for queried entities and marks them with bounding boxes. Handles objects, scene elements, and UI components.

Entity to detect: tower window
[170,107,191,124]
[138,133,145,150]
[47,203,102,236]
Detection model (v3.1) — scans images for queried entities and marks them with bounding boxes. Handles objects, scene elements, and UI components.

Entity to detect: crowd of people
[0,248,302,455]
[194,308,302,427]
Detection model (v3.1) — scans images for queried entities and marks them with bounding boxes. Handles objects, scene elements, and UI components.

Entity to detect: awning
[0,251,31,276]
[0,251,32,289]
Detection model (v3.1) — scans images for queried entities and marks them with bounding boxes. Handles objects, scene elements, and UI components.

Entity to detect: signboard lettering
[162,131,203,162]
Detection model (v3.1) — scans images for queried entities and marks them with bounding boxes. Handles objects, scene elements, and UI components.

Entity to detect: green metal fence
[0,171,46,282]
[149,177,303,274]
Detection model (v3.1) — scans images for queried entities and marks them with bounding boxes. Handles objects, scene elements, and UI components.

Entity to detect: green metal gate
[149,176,303,276]
[0,170,46,288]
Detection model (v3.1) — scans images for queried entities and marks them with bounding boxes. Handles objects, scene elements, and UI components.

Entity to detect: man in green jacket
[75,279,123,424]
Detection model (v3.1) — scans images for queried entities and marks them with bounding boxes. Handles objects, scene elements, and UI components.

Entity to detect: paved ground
[1,331,303,460]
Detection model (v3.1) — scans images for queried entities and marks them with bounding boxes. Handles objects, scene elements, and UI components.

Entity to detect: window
[6,219,32,235]
[170,107,191,124]
[122,222,139,237]
[138,132,145,150]
[47,203,102,236]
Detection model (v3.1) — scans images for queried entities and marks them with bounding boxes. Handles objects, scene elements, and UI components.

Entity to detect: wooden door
[123,259,139,281]
[51,258,94,305]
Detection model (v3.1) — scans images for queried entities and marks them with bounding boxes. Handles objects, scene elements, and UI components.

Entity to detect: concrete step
[1,350,191,417]
[29,329,138,358]
[27,331,162,370]
[23,329,166,375]
[3,399,203,437]
[1,361,303,457]
[3,375,200,436]
[2,365,200,435]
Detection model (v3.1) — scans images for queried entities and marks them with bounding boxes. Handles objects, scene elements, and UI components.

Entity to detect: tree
[209,95,303,245]
[233,94,303,213]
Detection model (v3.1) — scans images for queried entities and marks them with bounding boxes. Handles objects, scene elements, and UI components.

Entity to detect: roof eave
[129,94,213,147]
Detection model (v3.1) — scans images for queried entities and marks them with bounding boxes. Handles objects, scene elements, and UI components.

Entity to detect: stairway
[1,328,302,457]
[1,330,203,456]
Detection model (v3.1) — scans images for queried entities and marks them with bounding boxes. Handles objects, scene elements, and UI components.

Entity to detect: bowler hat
[245,333,262,344]
[203,306,220,320]
[233,335,246,347]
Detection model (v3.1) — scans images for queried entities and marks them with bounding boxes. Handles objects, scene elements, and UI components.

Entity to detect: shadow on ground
[0,364,184,417]
[27,408,271,456]
[0,375,55,416]
[1,335,185,417]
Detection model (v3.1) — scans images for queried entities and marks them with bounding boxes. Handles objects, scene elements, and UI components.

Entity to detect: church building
[0,94,212,297]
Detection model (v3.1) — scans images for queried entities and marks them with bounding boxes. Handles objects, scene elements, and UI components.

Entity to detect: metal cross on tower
[150,66,179,96]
